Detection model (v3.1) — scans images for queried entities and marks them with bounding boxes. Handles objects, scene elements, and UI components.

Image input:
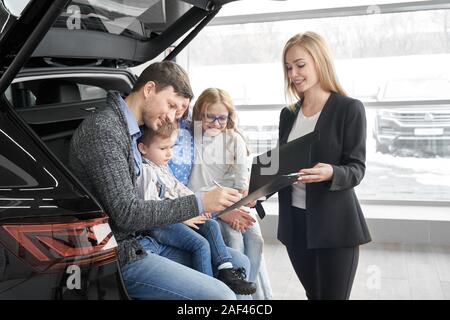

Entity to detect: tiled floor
[262,240,450,300]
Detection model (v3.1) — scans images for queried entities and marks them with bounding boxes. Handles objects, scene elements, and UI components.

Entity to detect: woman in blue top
[168,111,194,185]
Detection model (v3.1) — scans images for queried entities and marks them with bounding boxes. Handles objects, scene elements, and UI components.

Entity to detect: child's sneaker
[217,267,257,295]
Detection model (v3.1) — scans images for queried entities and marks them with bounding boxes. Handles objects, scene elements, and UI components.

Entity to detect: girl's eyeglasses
[204,113,229,125]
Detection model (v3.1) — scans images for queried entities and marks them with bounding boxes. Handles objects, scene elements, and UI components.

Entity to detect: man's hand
[183,215,207,230]
[203,212,212,219]
[219,208,256,232]
[202,187,242,213]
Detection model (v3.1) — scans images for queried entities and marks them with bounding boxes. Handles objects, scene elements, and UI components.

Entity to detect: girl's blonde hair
[282,31,346,111]
[192,87,251,156]
[192,88,238,131]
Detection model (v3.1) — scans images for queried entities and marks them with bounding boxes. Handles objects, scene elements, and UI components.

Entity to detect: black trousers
[285,207,359,300]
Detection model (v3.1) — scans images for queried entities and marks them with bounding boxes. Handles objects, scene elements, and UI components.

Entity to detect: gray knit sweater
[69,92,199,267]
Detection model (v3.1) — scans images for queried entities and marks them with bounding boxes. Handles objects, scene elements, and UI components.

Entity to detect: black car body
[0,0,236,299]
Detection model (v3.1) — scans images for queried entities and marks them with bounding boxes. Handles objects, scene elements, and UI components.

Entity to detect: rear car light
[0,214,118,273]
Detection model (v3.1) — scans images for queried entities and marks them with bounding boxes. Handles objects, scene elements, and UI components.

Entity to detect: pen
[213,180,245,202]
[285,172,301,177]
[213,179,223,188]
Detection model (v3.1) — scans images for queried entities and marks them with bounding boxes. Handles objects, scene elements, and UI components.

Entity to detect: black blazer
[277,91,371,249]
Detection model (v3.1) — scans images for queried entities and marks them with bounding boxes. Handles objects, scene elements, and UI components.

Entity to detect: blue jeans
[218,210,273,300]
[121,236,251,300]
[149,220,232,276]
[254,256,274,300]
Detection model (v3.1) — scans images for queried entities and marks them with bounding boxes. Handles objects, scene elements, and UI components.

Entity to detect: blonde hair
[192,87,251,159]
[192,88,238,131]
[282,31,346,111]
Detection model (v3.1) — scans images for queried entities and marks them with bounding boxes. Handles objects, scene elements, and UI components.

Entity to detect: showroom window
[183,1,450,203]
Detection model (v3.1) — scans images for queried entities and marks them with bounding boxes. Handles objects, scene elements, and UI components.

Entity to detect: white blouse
[287,108,321,210]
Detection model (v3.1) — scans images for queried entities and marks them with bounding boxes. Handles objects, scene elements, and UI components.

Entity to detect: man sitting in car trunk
[69,61,251,300]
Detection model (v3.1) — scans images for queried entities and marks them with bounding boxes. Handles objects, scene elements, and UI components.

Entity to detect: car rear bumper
[0,260,127,300]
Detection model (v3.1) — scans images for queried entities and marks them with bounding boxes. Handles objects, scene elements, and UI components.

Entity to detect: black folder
[214,130,320,218]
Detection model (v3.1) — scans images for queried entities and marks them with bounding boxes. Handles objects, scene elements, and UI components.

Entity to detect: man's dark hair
[131,61,193,100]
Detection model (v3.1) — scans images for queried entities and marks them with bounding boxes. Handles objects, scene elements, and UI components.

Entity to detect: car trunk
[7,67,136,166]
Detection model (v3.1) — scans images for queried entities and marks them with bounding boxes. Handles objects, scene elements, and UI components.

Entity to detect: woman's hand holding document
[296,163,334,184]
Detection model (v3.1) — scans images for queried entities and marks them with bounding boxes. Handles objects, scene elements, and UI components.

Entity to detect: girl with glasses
[187,87,273,300]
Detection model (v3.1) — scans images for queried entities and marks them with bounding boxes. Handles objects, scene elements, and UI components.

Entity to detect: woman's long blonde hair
[282,31,346,111]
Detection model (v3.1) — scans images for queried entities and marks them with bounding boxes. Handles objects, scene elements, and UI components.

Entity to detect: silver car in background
[373,79,450,156]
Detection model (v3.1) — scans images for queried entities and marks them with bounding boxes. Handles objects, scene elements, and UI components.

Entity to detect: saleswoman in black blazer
[278,32,371,300]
